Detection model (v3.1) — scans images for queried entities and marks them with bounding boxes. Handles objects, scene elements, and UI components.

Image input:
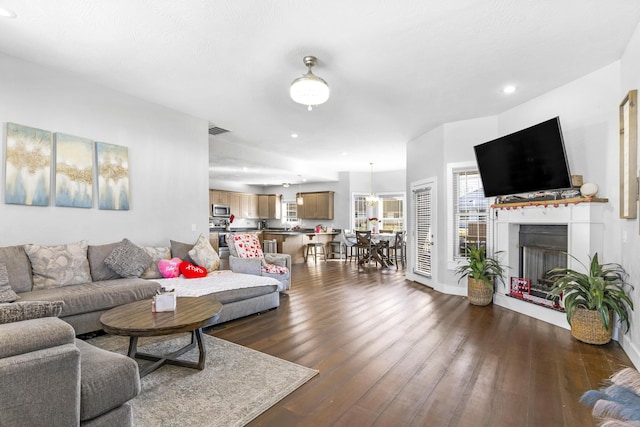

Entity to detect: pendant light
[290,56,330,111]
[365,162,378,206]
[297,176,304,205]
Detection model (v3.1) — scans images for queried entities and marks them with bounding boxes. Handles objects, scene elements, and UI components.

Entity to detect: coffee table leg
[132,329,207,377]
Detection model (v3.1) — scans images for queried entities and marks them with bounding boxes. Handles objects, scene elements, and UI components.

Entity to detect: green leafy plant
[547,253,634,331]
[455,246,505,289]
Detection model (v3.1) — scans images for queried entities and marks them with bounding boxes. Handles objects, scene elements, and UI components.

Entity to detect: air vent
[208,126,230,136]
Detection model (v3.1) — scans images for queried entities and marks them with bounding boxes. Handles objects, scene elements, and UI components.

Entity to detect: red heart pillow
[179,261,207,279]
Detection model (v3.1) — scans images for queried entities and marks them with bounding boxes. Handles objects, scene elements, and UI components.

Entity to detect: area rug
[88,333,318,427]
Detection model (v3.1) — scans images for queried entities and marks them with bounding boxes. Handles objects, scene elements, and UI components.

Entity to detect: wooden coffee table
[100,297,223,377]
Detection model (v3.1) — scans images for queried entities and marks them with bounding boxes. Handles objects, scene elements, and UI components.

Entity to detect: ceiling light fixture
[365,162,378,206]
[503,85,516,94]
[290,56,330,111]
[0,7,16,18]
[282,183,290,188]
[297,176,304,205]
[291,133,299,138]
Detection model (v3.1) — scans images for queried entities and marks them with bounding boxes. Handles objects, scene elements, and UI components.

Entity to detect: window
[449,164,490,262]
[282,201,298,223]
[352,192,405,232]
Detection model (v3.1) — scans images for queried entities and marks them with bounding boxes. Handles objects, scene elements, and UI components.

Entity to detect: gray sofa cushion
[75,339,140,422]
[18,279,160,317]
[0,301,64,324]
[208,285,280,305]
[0,245,33,293]
[88,242,121,282]
[0,264,19,303]
[104,239,152,278]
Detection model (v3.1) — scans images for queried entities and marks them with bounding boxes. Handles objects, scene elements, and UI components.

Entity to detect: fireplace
[492,200,606,329]
[516,224,567,310]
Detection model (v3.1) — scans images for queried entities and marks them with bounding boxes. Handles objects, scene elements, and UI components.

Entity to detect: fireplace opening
[515,225,568,310]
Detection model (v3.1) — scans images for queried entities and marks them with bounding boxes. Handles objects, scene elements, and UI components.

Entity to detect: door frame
[407,176,437,288]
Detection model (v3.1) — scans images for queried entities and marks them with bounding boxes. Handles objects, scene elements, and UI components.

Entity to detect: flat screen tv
[473,117,572,197]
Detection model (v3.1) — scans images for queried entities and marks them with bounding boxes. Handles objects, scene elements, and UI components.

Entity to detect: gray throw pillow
[24,241,91,290]
[0,301,64,324]
[170,240,195,263]
[0,263,19,303]
[87,242,121,281]
[104,239,153,278]
[0,245,33,293]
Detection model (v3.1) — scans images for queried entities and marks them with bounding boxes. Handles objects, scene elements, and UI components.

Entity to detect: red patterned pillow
[232,234,264,259]
[261,261,288,275]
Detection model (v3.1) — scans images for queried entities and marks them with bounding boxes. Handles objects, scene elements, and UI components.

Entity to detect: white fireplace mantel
[491,199,606,329]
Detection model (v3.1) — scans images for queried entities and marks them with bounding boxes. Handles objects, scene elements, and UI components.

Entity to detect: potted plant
[455,246,505,306]
[547,253,634,345]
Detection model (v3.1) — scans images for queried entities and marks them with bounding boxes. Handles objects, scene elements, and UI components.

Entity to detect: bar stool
[328,241,347,261]
[305,242,326,263]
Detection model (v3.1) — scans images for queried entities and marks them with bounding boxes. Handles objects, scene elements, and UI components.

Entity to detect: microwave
[212,204,231,218]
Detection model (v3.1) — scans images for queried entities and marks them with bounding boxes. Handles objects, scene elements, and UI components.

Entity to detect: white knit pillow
[188,234,220,272]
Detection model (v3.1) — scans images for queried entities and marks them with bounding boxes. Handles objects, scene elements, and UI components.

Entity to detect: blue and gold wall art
[5,122,51,206]
[96,142,130,210]
[54,133,94,208]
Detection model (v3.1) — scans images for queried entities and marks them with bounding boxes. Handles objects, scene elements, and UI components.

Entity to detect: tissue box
[153,292,176,312]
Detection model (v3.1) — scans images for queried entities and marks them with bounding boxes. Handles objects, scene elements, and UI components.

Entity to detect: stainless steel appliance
[218,232,230,259]
[212,204,231,218]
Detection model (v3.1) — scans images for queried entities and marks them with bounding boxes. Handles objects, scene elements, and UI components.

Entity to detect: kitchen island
[262,230,339,264]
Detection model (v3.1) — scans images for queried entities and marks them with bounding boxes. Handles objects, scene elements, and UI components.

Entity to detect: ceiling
[1,1,639,186]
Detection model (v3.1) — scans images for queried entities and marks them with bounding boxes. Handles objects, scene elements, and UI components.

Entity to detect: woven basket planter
[570,307,613,345]
[467,277,493,306]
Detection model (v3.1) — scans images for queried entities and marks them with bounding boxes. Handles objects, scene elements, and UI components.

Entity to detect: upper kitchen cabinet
[229,192,241,217]
[241,193,259,218]
[297,191,334,219]
[258,194,282,219]
[210,190,230,206]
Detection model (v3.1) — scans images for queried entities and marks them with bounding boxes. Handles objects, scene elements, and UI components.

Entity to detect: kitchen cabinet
[229,192,241,217]
[297,191,334,219]
[241,193,259,218]
[210,190,230,206]
[258,194,282,219]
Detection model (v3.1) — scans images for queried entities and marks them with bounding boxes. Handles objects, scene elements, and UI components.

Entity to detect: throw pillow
[158,258,182,278]
[87,242,121,281]
[0,300,64,324]
[104,239,153,278]
[232,234,264,259]
[170,240,195,264]
[179,261,207,278]
[0,245,33,293]
[140,246,172,279]
[188,234,221,272]
[0,263,19,303]
[24,241,91,290]
[261,261,288,275]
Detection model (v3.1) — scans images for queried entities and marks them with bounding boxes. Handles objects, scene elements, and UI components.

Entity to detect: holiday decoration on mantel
[491,197,608,210]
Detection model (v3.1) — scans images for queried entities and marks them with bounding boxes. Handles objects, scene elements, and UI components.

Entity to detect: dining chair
[388,231,406,269]
[355,230,373,265]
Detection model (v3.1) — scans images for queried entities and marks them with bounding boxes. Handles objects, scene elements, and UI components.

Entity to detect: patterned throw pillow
[24,241,91,290]
[140,246,171,279]
[104,239,153,278]
[188,234,220,272]
[0,263,19,303]
[232,234,264,259]
[261,262,288,275]
[0,300,64,324]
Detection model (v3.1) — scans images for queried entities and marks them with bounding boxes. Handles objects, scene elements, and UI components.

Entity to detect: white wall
[0,53,210,247]
[407,22,640,366]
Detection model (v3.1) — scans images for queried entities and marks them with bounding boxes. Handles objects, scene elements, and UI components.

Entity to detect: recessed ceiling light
[0,8,16,18]
[503,85,516,94]
[242,167,248,171]
[291,133,298,138]
[341,151,348,156]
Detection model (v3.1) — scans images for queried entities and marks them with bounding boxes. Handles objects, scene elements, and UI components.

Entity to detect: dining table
[339,232,397,268]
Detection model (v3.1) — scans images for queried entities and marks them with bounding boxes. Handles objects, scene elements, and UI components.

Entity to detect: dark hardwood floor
[206,261,633,426]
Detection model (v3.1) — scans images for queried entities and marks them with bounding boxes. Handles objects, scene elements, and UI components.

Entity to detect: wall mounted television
[473,117,572,198]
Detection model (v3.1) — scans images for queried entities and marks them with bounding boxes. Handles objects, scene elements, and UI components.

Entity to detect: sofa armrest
[0,317,75,359]
[0,317,81,426]
[265,253,291,270]
[229,256,262,275]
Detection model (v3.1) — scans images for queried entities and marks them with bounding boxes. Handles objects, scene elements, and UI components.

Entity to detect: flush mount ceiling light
[282,183,290,188]
[503,85,516,94]
[0,7,17,18]
[290,56,330,111]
